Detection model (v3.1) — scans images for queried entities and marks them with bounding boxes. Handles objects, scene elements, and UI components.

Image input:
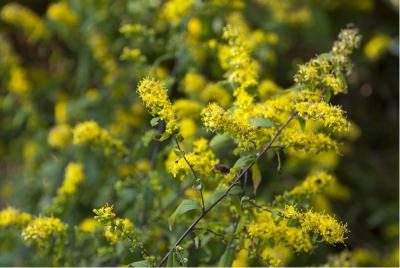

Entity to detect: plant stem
[173,135,206,213]
[159,112,298,266]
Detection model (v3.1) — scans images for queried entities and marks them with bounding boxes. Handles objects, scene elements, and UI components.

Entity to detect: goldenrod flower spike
[137,78,178,140]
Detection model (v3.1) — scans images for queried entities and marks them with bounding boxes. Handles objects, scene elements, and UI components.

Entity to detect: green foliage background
[0,0,398,266]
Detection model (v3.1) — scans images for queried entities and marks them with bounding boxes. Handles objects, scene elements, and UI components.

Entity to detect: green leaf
[168,199,200,230]
[324,87,332,102]
[251,163,262,195]
[233,154,256,169]
[272,210,281,223]
[229,185,243,196]
[297,116,306,132]
[218,247,235,267]
[175,150,185,157]
[166,251,179,267]
[248,117,275,128]
[209,133,231,151]
[131,260,149,267]
[319,53,332,61]
[205,189,225,207]
[150,117,160,127]
[141,129,158,146]
[276,151,281,173]
[159,131,171,141]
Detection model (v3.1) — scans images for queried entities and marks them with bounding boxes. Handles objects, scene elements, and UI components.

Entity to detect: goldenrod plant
[0,0,398,267]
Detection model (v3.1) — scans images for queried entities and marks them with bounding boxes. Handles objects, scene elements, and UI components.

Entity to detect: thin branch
[194,227,228,240]
[158,112,298,266]
[173,135,206,213]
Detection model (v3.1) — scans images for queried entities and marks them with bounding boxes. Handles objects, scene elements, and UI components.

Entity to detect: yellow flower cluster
[55,100,69,124]
[178,118,197,140]
[57,162,85,196]
[1,3,49,42]
[78,218,99,233]
[120,48,143,61]
[183,72,206,94]
[248,211,314,253]
[137,78,178,139]
[48,124,72,149]
[172,99,202,119]
[161,0,195,22]
[294,90,349,133]
[7,66,31,95]
[201,103,259,150]
[331,27,362,68]
[282,128,339,153]
[47,1,79,26]
[93,205,135,244]
[104,218,135,244]
[222,25,258,91]
[258,79,282,100]
[281,205,348,245]
[277,172,335,202]
[294,27,361,95]
[166,138,218,179]
[249,204,347,255]
[93,204,116,224]
[88,31,118,85]
[201,83,231,107]
[22,217,67,248]
[0,207,31,227]
[73,121,127,155]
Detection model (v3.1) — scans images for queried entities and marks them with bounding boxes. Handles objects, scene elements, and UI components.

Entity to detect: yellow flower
[166,138,218,179]
[120,48,143,61]
[258,79,282,100]
[179,118,197,140]
[135,159,151,173]
[88,31,118,85]
[173,99,202,119]
[201,103,259,150]
[57,162,85,196]
[187,18,202,39]
[232,249,248,267]
[277,172,335,200]
[137,78,178,139]
[22,217,67,248]
[282,205,348,245]
[47,1,79,26]
[8,66,31,95]
[183,72,206,94]
[222,25,258,91]
[248,211,313,253]
[364,33,391,61]
[0,207,31,227]
[1,3,49,42]
[104,218,134,244]
[48,124,72,149]
[73,121,127,155]
[55,100,69,124]
[78,218,99,233]
[200,83,231,107]
[161,0,195,22]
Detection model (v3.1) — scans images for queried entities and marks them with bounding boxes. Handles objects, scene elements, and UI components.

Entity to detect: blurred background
[0,0,398,266]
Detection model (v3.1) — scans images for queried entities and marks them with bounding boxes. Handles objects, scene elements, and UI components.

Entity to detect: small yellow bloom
[79,218,99,233]
[48,124,72,149]
[364,33,391,61]
[47,1,79,26]
[22,217,67,248]
[0,207,31,227]
[137,78,178,138]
